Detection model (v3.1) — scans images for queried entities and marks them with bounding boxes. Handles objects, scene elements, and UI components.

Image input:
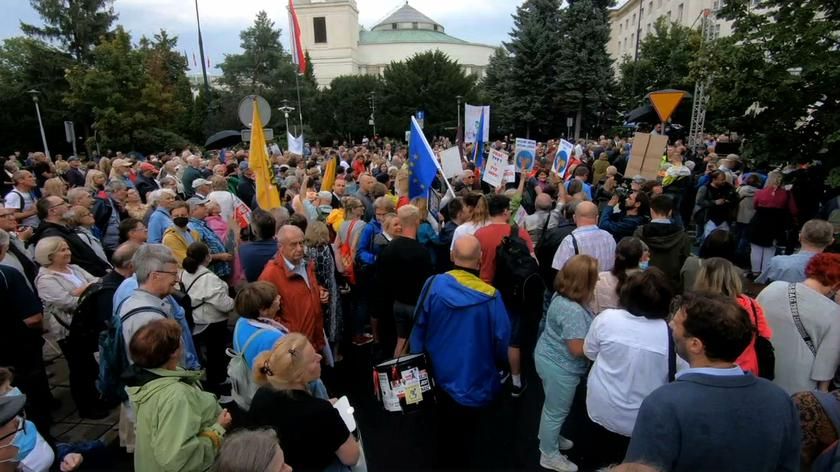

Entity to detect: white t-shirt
[449,221,487,250]
[4,189,39,227]
[584,308,688,436]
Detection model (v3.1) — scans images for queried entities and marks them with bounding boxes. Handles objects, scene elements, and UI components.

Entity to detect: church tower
[294,0,360,87]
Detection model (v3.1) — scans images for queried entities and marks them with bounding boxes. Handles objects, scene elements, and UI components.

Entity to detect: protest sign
[464,104,490,143]
[440,146,463,179]
[624,132,668,180]
[552,139,574,178]
[514,138,536,172]
[481,149,507,188]
[504,164,516,183]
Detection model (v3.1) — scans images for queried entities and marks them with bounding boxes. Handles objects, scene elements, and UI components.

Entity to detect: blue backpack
[97,304,166,403]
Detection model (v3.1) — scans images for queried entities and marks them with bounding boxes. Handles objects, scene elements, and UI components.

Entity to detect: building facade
[294,0,497,88]
[607,0,734,67]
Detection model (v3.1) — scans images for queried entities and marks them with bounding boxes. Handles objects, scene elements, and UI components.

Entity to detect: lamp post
[27,89,50,160]
[368,92,376,136]
[456,95,463,131]
[278,100,295,136]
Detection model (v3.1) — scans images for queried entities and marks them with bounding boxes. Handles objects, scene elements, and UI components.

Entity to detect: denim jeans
[535,355,582,455]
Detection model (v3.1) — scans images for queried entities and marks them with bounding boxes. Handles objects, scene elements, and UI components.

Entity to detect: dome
[371,3,444,33]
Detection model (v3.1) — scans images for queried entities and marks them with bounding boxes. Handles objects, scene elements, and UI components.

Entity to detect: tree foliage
[706,0,840,162]
[480,47,515,134]
[311,75,383,144]
[617,17,701,111]
[20,0,117,64]
[379,50,478,139]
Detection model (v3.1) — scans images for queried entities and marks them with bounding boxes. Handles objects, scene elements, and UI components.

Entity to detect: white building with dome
[294,0,498,87]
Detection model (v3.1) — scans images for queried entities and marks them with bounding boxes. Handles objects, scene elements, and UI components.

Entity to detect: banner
[514,138,536,172]
[249,103,282,209]
[552,139,574,178]
[504,164,516,183]
[481,149,507,188]
[440,146,463,179]
[287,132,304,156]
[464,104,490,143]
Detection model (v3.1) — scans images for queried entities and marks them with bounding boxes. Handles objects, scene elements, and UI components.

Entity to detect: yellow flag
[320,156,337,192]
[248,101,282,209]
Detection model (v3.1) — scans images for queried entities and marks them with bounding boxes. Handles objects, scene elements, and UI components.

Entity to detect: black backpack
[535,223,574,288]
[70,282,108,344]
[493,224,545,315]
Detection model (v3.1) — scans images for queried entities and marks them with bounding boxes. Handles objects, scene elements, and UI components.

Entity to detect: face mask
[639,260,650,271]
[2,387,21,398]
[173,217,189,228]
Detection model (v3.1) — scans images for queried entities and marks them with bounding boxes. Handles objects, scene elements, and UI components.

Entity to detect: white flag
[287,132,304,156]
[464,104,490,144]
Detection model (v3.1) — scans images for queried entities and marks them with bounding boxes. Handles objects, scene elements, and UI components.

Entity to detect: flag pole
[294,71,304,134]
[194,0,210,97]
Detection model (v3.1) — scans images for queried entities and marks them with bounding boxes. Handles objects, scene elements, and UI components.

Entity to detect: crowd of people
[0,135,838,472]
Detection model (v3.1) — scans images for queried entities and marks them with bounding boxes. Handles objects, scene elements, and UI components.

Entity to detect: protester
[214,428,292,472]
[624,292,800,471]
[4,170,40,228]
[583,268,679,469]
[123,188,147,220]
[63,205,110,267]
[410,235,510,469]
[756,218,834,284]
[591,236,646,314]
[259,225,328,353]
[135,162,160,203]
[598,190,649,242]
[748,171,798,276]
[147,189,177,244]
[180,242,234,394]
[162,201,201,265]
[0,208,38,290]
[126,319,231,472]
[187,199,233,278]
[66,187,94,210]
[694,170,737,238]
[757,253,840,394]
[552,201,616,272]
[250,333,360,470]
[304,221,343,357]
[535,255,598,472]
[119,218,148,245]
[634,194,692,289]
[450,192,490,249]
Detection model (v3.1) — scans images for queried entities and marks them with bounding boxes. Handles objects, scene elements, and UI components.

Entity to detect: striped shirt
[552,225,616,272]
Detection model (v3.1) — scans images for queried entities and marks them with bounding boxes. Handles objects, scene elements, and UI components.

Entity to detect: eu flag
[408,116,437,199]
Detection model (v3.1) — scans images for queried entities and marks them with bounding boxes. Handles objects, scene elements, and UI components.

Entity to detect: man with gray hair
[0,206,38,290]
[757,219,835,284]
[182,155,203,198]
[67,187,94,209]
[93,179,129,255]
[525,193,554,245]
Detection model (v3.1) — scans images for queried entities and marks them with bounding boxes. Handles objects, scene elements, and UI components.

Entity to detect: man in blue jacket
[411,235,511,469]
[624,292,800,471]
[598,190,649,242]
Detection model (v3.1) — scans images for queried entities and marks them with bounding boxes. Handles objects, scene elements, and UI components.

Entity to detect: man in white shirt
[552,201,616,272]
[4,170,39,228]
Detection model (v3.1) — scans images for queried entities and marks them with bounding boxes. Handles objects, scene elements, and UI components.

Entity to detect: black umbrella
[624,104,659,124]
[204,130,242,149]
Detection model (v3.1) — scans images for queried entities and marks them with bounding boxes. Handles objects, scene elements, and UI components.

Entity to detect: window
[640,8,644,18]
[632,14,636,25]
[649,1,653,14]
[667,10,671,19]
[646,23,651,33]
[412,22,418,29]
[391,23,397,30]
[714,23,721,38]
[313,17,327,43]
[619,24,623,33]
[677,3,684,22]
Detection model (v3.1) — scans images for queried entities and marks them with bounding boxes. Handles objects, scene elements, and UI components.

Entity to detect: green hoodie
[127,368,224,472]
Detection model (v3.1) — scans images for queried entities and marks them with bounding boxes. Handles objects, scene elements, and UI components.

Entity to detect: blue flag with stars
[408,116,437,199]
[472,109,486,171]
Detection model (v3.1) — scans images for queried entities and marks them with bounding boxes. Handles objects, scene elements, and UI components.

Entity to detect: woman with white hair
[33,236,105,418]
[749,170,798,276]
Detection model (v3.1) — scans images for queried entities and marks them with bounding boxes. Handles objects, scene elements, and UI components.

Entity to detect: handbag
[373,276,437,414]
[746,297,775,380]
[788,283,817,356]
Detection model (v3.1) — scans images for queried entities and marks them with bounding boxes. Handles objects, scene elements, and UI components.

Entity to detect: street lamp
[456,95,463,131]
[27,89,50,160]
[368,92,376,136]
[277,100,295,135]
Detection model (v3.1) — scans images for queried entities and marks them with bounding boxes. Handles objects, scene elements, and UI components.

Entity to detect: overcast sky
[1,0,523,75]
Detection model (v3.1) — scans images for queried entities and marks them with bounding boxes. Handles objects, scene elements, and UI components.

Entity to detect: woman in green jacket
[127,318,232,472]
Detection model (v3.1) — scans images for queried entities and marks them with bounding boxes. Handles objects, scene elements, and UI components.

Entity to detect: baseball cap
[112,158,132,168]
[187,197,210,210]
[139,162,157,173]
[0,394,26,425]
[67,156,79,162]
[191,178,211,189]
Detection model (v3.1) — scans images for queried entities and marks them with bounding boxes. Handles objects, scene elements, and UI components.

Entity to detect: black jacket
[135,174,160,203]
[28,221,111,277]
[92,196,128,241]
[64,168,86,188]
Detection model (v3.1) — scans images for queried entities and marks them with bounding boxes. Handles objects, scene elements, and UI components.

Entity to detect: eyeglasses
[154,270,178,277]
[48,201,68,210]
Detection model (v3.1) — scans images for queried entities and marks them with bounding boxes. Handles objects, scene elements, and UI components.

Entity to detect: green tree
[617,17,701,111]
[138,30,194,138]
[20,0,117,64]
[379,50,478,139]
[480,47,515,135]
[0,37,73,154]
[554,0,616,138]
[311,75,384,143]
[503,0,563,137]
[704,0,840,163]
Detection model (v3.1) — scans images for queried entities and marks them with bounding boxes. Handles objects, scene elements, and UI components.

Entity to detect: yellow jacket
[162,227,202,266]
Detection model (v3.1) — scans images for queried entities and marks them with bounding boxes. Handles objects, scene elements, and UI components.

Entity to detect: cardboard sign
[553,139,574,177]
[504,165,516,183]
[514,138,536,172]
[482,149,507,188]
[440,146,463,179]
[624,132,668,181]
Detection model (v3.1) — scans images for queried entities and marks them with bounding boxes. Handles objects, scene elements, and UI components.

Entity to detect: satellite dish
[238,95,271,128]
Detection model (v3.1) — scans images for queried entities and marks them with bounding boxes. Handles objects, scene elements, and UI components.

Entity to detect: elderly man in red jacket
[259,224,329,352]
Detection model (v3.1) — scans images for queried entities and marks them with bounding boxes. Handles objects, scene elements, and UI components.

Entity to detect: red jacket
[259,257,325,351]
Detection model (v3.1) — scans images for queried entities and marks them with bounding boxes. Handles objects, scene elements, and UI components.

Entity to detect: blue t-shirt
[233,318,284,369]
[534,294,593,375]
[239,240,278,282]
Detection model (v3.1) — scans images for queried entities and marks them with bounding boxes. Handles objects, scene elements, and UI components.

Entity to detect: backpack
[97,304,167,403]
[226,321,280,410]
[8,190,25,212]
[69,282,108,347]
[536,223,573,288]
[339,220,360,285]
[493,224,545,315]
[171,282,199,332]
